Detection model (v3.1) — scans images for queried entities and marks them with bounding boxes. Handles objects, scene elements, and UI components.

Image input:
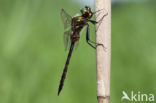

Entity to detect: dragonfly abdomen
[58,43,75,95]
[71,32,80,43]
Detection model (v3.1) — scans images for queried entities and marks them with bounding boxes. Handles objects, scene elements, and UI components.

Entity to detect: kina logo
[121,91,154,102]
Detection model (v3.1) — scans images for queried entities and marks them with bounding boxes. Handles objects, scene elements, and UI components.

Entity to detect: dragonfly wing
[61,9,72,29]
[73,40,79,51]
[73,13,80,17]
[64,29,71,51]
[61,9,73,50]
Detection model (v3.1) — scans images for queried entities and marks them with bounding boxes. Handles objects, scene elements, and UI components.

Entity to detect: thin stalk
[94,0,111,103]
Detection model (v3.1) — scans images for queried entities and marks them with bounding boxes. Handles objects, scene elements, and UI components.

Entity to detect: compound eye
[81,8,87,14]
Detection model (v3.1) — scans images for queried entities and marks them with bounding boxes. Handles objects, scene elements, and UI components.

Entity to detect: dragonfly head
[80,6,93,19]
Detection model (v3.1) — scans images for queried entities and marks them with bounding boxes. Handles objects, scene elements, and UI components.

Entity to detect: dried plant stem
[94,0,111,103]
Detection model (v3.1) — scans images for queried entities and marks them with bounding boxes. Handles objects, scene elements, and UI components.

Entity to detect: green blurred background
[0,0,156,103]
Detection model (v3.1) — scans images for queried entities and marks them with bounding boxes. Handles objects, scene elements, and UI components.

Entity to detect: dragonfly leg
[86,24,104,49]
[89,12,108,32]
[89,12,108,24]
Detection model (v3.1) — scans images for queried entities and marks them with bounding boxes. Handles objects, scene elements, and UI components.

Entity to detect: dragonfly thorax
[71,16,85,31]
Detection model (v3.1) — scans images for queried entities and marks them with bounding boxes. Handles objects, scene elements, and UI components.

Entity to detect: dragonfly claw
[96,43,107,51]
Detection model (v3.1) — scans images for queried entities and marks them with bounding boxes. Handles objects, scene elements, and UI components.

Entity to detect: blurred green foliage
[112,2,156,103]
[0,0,156,103]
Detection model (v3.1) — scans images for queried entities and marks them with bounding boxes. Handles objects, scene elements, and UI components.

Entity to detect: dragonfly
[58,6,108,95]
